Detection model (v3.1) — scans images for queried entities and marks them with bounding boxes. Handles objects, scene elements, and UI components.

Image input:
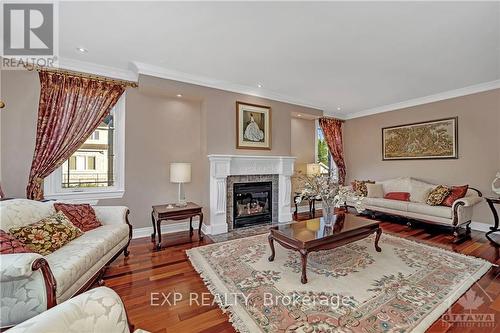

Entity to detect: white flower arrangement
[295,171,365,214]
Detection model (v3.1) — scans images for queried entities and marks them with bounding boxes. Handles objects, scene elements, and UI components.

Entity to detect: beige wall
[344,89,500,225]
[1,70,39,198]
[139,75,322,156]
[0,71,322,228]
[100,89,205,228]
[291,117,316,165]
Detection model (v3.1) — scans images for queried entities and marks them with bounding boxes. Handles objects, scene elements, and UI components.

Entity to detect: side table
[485,197,500,246]
[151,202,203,250]
[293,194,321,218]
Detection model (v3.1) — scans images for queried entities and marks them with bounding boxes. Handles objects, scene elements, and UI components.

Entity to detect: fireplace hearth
[233,181,272,228]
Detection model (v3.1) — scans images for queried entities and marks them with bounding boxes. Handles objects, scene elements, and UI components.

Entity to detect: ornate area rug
[187,233,492,333]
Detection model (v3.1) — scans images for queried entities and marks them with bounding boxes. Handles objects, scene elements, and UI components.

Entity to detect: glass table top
[272,214,379,242]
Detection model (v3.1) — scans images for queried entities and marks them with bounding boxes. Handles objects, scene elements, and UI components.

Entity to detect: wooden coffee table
[268,213,382,284]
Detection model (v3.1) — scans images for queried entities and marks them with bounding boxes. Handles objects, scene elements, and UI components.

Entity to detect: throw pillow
[351,180,375,197]
[0,229,32,254]
[426,185,451,206]
[384,192,411,201]
[9,211,83,255]
[366,183,384,198]
[53,203,102,232]
[441,185,469,207]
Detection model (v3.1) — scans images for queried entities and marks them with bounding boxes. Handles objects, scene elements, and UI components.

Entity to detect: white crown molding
[344,79,500,120]
[57,57,138,82]
[42,58,499,121]
[131,61,325,111]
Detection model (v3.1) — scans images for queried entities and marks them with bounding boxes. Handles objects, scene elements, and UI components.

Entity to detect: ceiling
[58,2,500,118]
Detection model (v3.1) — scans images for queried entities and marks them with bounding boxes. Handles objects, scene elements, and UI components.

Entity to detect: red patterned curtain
[319,117,346,185]
[26,71,125,200]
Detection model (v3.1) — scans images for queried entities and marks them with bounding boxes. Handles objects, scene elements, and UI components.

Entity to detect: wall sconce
[0,100,4,108]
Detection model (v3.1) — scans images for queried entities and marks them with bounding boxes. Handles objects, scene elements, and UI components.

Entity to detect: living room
[0,2,499,333]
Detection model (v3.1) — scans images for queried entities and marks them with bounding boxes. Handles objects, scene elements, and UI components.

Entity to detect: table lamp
[170,162,191,207]
[306,163,321,177]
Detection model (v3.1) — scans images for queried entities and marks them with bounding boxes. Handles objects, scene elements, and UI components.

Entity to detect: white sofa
[9,287,148,333]
[0,199,132,328]
[347,177,483,242]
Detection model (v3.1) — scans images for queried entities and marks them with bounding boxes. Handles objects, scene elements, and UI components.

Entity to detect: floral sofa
[9,287,148,333]
[346,177,483,242]
[0,199,132,328]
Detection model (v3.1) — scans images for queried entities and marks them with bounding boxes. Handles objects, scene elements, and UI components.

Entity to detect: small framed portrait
[236,101,271,150]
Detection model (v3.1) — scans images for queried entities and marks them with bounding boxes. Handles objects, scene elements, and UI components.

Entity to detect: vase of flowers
[295,171,364,226]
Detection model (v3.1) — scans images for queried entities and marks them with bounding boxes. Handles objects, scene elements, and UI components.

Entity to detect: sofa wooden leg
[452,224,471,244]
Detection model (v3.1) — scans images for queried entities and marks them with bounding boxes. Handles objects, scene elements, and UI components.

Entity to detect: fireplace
[233,181,272,228]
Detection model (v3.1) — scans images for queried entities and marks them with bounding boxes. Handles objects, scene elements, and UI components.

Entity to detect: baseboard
[131,217,491,238]
[470,221,492,233]
[133,220,200,239]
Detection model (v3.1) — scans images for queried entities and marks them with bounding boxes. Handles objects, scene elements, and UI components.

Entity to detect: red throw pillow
[53,203,102,232]
[0,229,32,254]
[384,192,411,201]
[441,185,469,207]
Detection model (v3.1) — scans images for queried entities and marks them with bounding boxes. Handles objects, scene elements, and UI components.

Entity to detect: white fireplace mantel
[205,154,296,235]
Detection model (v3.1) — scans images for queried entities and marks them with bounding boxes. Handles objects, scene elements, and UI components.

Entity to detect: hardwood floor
[103,213,500,333]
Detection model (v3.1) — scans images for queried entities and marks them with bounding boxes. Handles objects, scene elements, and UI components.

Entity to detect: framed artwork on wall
[236,101,272,150]
[382,117,458,160]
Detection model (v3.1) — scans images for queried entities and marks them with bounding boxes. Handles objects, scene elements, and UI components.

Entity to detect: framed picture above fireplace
[236,101,271,150]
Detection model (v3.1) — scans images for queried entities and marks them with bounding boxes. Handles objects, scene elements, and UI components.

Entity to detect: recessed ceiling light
[337,107,341,111]
[297,114,302,117]
[176,94,183,98]
[257,83,263,88]
[76,47,88,53]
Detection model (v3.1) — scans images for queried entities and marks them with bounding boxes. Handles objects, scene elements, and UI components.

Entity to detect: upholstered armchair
[8,287,148,333]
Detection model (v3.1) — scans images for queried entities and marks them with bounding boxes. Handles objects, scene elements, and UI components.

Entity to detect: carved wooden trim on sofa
[31,258,57,309]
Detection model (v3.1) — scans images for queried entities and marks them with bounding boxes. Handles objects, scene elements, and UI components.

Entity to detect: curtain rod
[320,116,345,123]
[24,64,138,88]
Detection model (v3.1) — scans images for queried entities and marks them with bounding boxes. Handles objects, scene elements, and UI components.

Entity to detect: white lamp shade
[170,163,191,183]
[306,163,321,177]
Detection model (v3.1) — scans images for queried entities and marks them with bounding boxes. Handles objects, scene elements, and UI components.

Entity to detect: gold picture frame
[236,101,272,150]
[382,117,458,160]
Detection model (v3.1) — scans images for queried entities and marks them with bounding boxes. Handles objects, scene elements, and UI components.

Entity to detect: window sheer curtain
[318,117,346,185]
[26,71,125,200]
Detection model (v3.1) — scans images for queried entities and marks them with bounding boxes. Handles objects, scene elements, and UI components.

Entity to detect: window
[69,156,77,170]
[90,130,100,140]
[44,95,126,201]
[315,120,338,181]
[87,156,96,170]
